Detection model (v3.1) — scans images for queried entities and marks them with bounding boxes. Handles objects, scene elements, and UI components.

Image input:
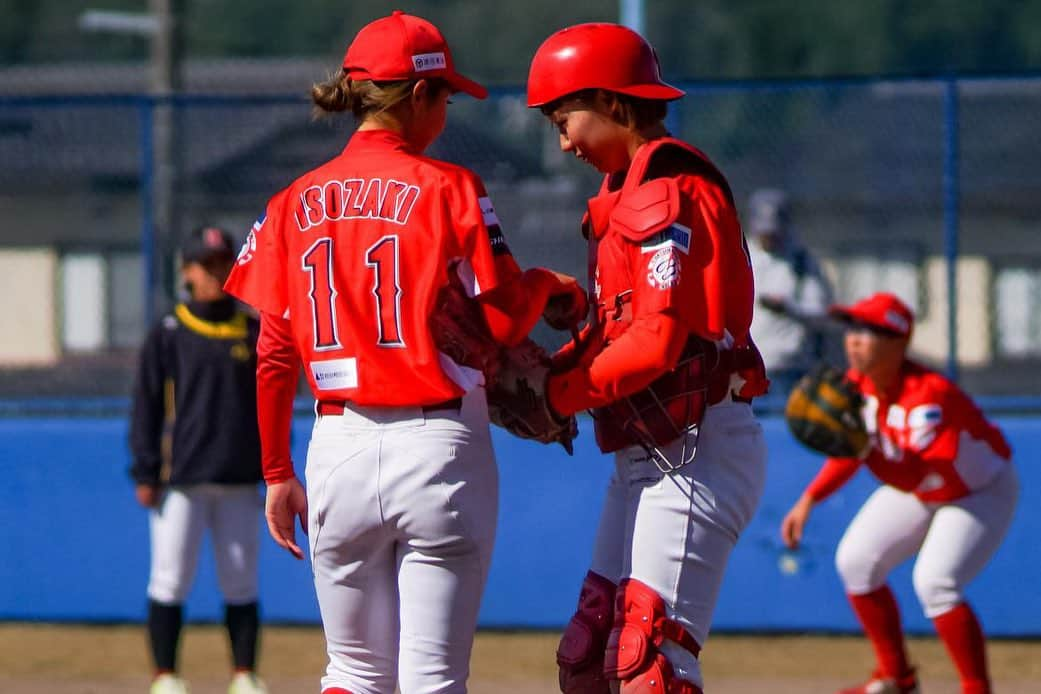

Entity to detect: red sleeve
[478,268,571,346]
[547,311,688,416]
[257,311,300,484]
[224,192,290,317]
[806,456,862,502]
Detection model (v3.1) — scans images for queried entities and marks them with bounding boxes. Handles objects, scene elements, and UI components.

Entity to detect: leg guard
[604,579,702,694]
[557,571,617,693]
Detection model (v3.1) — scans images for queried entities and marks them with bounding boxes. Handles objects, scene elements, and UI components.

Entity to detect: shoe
[151,673,190,694]
[229,671,270,694]
[838,668,920,694]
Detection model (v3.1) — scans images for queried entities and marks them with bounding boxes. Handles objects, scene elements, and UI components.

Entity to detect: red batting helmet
[527,23,684,108]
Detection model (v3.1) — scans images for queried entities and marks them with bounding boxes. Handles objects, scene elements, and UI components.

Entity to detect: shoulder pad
[610,177,681,241]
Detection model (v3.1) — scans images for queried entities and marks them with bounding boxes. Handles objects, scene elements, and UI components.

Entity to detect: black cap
[181,225,236,265]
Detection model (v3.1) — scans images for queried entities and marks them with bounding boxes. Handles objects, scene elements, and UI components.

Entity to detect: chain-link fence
[1,75,1039,404]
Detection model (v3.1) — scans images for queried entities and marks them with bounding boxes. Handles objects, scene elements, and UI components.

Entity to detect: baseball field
[1,624,1038,693]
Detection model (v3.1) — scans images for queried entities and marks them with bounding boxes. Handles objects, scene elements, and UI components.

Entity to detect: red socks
[848,586,913,679]
[933,602,991,694]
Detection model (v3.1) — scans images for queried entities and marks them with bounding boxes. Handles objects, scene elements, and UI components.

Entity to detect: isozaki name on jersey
[295,178,421,231]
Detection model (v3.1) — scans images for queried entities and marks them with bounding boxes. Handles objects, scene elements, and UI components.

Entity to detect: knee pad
[557,571,617,693]
[604,578,702,694]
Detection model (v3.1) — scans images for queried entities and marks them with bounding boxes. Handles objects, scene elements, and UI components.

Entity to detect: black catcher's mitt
[785,364,869,458]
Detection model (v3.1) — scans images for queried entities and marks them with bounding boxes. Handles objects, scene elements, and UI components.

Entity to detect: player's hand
[544,273,588,331]
[780,493,815,549]
[135,483,161,508]
[265,477,308,560]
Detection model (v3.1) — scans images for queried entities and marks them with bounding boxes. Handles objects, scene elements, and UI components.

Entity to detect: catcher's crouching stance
[528,23,770,694]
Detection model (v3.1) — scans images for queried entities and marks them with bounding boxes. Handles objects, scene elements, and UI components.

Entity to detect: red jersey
[225,129,519,407]
[547,138,767,451]
[807,360,1011,503]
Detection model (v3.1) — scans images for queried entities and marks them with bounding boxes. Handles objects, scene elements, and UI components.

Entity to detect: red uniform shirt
[807,360,1011,503]
[226,128,520,407]
[548,138,767,451]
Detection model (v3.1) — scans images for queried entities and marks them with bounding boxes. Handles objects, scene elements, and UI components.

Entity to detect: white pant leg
[209,484,262,604]
[912,463,1019,617]
[148,486,208,604]
[388,391,498,694]
[612,402,767,687]
[835,485,934,595]
[308,389,496,694]
[308,417,397,694]
[587,467,628,582]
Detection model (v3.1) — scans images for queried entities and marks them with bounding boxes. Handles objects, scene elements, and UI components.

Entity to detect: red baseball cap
[829,292,914,338]
[343,10,487,99]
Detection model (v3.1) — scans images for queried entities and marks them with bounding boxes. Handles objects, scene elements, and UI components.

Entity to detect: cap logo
[412,52,447,72]
[884,309,909,333]
[204,227,224,248]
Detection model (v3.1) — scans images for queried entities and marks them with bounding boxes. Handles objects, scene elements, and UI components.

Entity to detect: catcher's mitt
[431,277,578,454]
[785,364,869,458]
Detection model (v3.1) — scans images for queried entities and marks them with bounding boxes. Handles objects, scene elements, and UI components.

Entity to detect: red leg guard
[322,689,354,694]
[604,578,702,694]
[557,571,617,693]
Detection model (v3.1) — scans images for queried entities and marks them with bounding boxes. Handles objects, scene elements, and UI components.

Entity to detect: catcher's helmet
[526,23,684,108]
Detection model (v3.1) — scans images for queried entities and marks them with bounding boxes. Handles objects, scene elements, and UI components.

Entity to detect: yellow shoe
[229,671,269,694]
[150,673,190,694]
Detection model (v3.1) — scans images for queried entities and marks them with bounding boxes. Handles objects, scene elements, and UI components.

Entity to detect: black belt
[316,398,462,416]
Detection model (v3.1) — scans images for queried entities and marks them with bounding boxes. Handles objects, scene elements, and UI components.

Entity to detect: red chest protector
[582,138,768,462]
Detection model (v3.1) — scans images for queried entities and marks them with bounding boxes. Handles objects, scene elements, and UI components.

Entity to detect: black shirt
[129,298,262,486]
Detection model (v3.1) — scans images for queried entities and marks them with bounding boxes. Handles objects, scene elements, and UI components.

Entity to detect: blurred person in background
[745,187,835,396]
[129,225,268,694]
[780,292,1018,694]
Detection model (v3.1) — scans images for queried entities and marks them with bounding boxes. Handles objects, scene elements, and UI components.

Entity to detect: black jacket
[129,298,262,486]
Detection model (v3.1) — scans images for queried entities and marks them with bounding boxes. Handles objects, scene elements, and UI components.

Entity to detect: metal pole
[149,0,184,315]
[619,0,645,34]
[138,99,156,327]
[942,77,960,381]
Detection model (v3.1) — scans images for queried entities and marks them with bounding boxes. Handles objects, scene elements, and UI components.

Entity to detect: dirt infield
[0,624,1038,693]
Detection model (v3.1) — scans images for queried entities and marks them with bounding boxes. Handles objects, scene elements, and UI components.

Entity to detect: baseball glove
[785,364,869,459]
[431,278,578,454]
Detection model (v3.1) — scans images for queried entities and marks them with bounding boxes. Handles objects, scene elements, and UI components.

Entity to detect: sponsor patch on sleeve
[479,196,511,256]
[641,223,691,255]
[236,212,266,266]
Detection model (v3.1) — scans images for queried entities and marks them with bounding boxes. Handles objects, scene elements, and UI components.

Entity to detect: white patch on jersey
[907,403,942,451]
[640,223,691,255]
[412,52,447,72]
[310,358,358,390]
[646,246,681,290]
[478,196,499,227]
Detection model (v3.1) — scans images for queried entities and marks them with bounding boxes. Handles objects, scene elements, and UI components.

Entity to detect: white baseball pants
[588,400,767,688]
[306,389,497,694]
[836,461,1019,617]
[147,483,262,605]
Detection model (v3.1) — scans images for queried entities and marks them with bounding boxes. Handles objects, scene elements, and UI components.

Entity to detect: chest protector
[583,139,768,463]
